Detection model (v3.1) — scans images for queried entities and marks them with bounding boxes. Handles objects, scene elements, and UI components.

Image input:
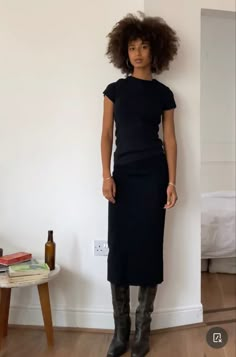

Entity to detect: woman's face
[128,38,152,70]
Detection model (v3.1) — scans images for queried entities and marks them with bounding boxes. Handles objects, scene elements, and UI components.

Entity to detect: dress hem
[107,278,164,286]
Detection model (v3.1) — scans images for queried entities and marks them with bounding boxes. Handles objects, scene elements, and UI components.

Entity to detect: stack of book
[0,252,32,266]
[0,252,50,283]
[8,259,50,283]
[0,251,32,274]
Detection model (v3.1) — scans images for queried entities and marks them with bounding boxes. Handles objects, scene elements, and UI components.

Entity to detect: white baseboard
[9,303,203,330]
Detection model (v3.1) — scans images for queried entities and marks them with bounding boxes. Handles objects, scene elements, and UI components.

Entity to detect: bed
[201,191,236,274]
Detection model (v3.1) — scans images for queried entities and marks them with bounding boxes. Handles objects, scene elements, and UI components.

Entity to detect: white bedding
[201,191,236,259]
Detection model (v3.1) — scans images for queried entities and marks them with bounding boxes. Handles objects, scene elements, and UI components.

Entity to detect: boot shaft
[132,285,158,355]
[135,286,157,339]
[136,285,157,314]
[111,284,130,317]
[107,284,131,357]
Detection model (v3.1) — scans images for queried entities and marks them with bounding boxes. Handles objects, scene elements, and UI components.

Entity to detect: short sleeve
[103,82,116,103]
[162,87,177,111]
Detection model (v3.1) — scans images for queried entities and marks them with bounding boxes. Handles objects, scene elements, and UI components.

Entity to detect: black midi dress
[103,75,176,286]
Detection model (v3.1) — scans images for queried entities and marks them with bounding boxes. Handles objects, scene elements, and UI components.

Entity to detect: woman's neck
[131,68,153,81]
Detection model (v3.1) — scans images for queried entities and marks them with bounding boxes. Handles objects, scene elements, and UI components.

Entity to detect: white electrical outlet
[94,240,109,256]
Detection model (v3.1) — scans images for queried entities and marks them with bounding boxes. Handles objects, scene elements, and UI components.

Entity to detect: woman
[101,12,179,357]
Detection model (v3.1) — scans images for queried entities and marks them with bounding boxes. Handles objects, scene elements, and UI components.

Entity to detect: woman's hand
[102,177,116,204]
[164,184,178,209]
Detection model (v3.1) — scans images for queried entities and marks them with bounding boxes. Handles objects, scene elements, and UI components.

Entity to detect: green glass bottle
[45,230,56,270]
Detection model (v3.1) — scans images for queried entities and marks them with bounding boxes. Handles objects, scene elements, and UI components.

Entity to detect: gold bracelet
[103,176,112,181]
[168,182,176,187]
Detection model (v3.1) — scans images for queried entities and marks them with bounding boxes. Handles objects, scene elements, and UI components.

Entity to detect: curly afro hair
[105,11,180,75]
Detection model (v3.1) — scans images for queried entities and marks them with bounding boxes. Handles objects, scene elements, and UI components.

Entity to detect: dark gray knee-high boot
[107,284,131,357]
[131,285,158,357]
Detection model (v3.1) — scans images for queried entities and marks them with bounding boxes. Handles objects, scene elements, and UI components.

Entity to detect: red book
[0,252,32,266]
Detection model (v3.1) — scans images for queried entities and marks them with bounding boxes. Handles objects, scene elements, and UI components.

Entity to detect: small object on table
[8,260,50,277]
[0,249,8,273]
[0,252,32,266]
[45,230,56,270]
[0,265,8,273]
[7,259,50,283]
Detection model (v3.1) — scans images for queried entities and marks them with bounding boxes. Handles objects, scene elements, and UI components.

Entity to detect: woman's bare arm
[101,96,114,178]
[162,109,177,184]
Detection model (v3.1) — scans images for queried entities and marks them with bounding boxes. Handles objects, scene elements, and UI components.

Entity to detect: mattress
[201,191,236,259]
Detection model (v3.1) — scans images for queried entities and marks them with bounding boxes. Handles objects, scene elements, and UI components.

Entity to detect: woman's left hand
[164,185,178,209]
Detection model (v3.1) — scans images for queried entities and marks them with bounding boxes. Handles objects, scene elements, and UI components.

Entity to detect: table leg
[0,288,11,349]
[37,282,54,346]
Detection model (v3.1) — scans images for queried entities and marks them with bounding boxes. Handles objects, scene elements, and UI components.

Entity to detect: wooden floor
[201,272,236,311]
[2,322,235,357]
[0,272,235,357]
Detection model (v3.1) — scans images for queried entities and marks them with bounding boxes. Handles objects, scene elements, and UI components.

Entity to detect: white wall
[0,0,235,330]
[0,0,142,329]
[201,9,235,192]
